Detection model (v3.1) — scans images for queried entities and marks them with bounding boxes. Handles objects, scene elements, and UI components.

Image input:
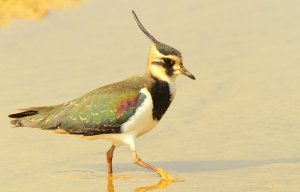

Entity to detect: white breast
[121,88,158,137]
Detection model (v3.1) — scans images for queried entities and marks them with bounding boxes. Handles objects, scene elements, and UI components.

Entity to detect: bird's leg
[131,150,177,181]
[106,144,116,175]
[132,150,157,171]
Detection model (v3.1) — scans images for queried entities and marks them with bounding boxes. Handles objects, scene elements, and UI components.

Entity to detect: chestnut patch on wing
[115,95,140,118]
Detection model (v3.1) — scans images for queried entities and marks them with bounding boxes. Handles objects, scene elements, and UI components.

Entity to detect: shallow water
[1,0,300,191]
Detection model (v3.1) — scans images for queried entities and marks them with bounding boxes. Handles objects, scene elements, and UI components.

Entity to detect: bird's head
[132,11,195,82]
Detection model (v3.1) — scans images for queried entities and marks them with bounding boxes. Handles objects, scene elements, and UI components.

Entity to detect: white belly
[121,88,158,137]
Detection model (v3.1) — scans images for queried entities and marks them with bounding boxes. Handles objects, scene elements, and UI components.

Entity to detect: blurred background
[1,0,300,191]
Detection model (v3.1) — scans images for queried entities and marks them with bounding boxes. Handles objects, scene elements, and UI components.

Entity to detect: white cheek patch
[173,70,181,75]
[172,64,181,75]
[150,65,170,82]
[148,54,183,82]
[173,64,181,71]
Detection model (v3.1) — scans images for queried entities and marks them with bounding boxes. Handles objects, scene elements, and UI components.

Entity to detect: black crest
[132,10,182,57]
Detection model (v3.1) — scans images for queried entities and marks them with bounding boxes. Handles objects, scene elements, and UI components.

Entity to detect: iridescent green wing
[53,76,148,135]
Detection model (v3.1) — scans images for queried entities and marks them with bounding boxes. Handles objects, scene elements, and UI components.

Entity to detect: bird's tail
[8,105,61,129]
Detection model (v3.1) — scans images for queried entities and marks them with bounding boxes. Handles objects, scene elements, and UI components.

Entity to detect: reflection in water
[0,0,81,26]
[107,176,173,192]
[134,180,173,192]
[54,169,175,191]
[107,176,115,192]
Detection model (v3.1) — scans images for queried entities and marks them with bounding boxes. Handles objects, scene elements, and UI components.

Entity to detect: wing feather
[56,76,149,135]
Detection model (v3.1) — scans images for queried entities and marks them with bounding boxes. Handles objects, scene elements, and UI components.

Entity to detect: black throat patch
[149,77,172,121]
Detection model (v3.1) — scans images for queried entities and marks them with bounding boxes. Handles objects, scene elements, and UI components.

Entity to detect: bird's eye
[162,58,175,66]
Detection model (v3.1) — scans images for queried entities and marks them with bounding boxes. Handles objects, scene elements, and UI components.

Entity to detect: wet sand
[1,0,300,191]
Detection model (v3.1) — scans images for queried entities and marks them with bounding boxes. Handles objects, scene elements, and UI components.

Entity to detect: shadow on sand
[157,157,300,172]
[105,157,300,174]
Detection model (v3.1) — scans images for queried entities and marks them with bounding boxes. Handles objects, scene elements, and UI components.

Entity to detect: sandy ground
[1,0,300,191]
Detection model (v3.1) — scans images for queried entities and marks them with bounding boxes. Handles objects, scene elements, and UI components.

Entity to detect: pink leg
[132,150,158,172]
[106,145,115,175]
[131,150,177,181]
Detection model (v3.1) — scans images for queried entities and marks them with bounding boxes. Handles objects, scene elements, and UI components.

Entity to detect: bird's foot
[156,168,182,182]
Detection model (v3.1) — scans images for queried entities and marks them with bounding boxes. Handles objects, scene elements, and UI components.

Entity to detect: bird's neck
[144,73,176,121]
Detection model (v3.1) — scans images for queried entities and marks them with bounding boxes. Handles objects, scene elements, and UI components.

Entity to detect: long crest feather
[132,10,159,44]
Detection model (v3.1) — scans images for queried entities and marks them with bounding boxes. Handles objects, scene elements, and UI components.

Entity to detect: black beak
[180,66,196,80]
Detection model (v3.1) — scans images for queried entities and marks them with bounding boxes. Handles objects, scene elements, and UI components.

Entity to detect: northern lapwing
[8,11,195,181]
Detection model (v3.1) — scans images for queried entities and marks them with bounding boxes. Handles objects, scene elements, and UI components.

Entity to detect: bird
[8,10,195,181]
